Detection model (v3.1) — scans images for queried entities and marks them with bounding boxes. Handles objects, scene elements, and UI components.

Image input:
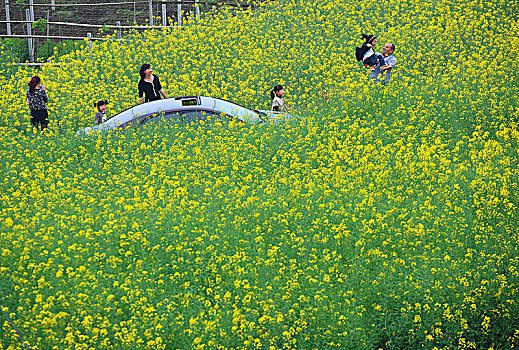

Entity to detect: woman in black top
[26,75,49,131]
[138,64,168,103]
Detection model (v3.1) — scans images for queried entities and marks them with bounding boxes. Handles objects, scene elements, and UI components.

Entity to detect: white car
[77,96,295,137]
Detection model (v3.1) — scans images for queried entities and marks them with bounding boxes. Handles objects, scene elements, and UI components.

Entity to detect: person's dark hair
[94,100,108,110]
[28,75,41,94]
[361,33,376,44]
[270,85,284,100]
[139,64,151,80]
[389,43,396,52]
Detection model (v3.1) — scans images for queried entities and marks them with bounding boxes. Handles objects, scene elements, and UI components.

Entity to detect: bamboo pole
[148,0,153,25]
[116,20,121,39]
[177,0,181,26]
[11,62,69,65]
[29,0,34,22]
[0,34,127,40]
[26,9,34,62]
[0,20,173,29]
[161,0,166,26]
[9,0,251,7]
[5,0,11,35]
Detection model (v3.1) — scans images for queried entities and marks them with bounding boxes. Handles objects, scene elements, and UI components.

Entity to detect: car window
[140,110,187,126]
[184,110,232,124]
[140,110,232,126]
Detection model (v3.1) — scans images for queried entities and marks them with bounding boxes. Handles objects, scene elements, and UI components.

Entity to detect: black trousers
[31,109,49,129]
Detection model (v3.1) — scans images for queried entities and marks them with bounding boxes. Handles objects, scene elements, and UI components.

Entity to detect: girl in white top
[270,85,288,112]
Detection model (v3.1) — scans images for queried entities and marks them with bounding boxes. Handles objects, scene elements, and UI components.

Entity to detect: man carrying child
[356,34,386,71]
[371,42,397,84]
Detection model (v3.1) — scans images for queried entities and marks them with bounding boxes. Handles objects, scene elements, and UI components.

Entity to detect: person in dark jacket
[138,64,168,103]
[355,33,385,71]
[26,75,49,131]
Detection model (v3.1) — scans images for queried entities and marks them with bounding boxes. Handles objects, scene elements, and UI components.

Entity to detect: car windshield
[212,97,267,123]
[253,109,268,119]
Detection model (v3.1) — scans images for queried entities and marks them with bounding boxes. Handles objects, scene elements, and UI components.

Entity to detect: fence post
[29,0,34,22]
[46,10,49,36]
[148,0,153,26]
[25,9,34,62]
[116,20,121,39]
[87,32,92,50]
[177,0,181,26]
[195,0,199,21]
[5,0,11,35]
[161,0,166,26]
[51,0,55,10]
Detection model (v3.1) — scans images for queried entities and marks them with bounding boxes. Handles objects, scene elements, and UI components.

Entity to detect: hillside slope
[0,0,518,348]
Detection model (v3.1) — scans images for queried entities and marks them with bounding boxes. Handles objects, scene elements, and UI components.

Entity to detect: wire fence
[1,0,255,63]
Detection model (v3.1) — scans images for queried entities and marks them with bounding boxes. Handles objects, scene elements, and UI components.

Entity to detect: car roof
[79,96,265,135]
[96,96,213,130]
[113,96,261,126]
[131,96,216,118]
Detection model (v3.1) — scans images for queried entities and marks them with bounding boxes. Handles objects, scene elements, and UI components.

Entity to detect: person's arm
[155,75,167,99]
[387,56,396,68]
[381,55,395,69]
[382,57,396,83]
[138,81,144,104]
[41,88,49,103]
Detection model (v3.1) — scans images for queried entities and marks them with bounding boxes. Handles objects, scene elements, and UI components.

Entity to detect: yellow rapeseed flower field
[0,0,518,348]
